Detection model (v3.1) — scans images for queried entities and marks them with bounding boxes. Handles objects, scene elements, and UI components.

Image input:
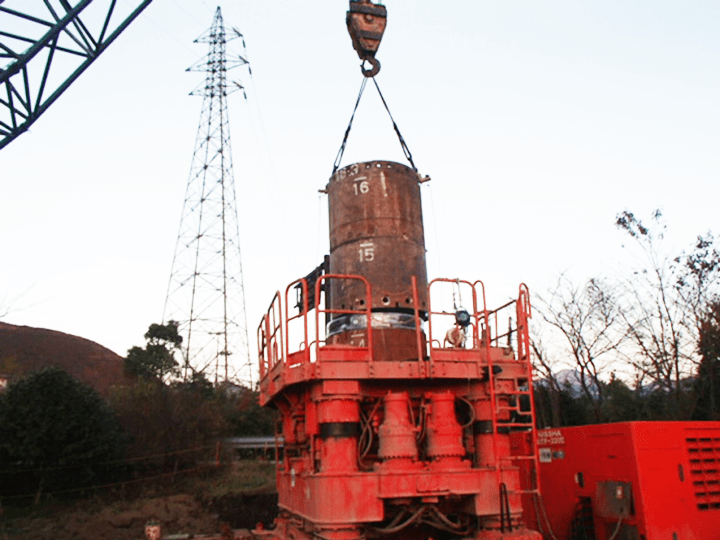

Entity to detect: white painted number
[353,179,369,195]
[359,242,375,262]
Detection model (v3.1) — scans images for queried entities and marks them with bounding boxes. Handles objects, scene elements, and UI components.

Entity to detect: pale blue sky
[1,1,718,378]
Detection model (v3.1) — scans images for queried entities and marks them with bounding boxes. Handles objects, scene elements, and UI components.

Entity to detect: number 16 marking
[353,178,369,195]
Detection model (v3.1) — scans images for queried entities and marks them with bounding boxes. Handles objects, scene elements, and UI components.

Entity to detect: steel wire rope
[117,0,199,56]
[171,0,214,27]
[0,463,216,501]
[370,77,417,171]
[199,0,215,13]
[241,39,300,271]
[332,76,368,175]
[331,76,419,175]
[315,194,325,274]
[425,183,443,277]
[0,444,216,474]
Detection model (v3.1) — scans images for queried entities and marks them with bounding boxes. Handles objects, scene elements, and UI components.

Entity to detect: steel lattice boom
[0,0,152,150]
[163,7,252,386]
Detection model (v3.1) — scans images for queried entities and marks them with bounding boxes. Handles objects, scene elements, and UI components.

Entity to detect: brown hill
[0,322,132,397]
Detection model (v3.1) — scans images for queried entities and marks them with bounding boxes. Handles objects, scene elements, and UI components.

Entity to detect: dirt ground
[1,463,278,540]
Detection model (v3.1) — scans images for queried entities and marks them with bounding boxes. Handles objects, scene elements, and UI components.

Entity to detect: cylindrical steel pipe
[327,160,428,314]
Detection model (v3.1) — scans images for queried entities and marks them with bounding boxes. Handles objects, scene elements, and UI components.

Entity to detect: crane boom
[0,0,152,150]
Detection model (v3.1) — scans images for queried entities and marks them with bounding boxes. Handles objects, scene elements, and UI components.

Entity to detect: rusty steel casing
[327,160,428,314]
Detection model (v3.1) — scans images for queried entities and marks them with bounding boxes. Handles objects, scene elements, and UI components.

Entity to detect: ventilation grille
[686,432,720,511]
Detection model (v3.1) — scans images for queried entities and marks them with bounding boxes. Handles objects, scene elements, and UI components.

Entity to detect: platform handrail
[315,274,373,357]
[472,280,490,347]
[265,291,284,372]
[411,275,427,369]
[285,278,310,362]
[257,315,268,380]
[427,278,480,351]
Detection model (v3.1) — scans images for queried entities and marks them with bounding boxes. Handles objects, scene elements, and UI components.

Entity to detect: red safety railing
[258,276,536,403]
[427,278,477,347]
[411,276,427,363]
[257,314,268,380]
[517,283,532,362]
[285,278,310,367]
[314,274,374,359]
[265,291,284,374]
[472,280,490,346]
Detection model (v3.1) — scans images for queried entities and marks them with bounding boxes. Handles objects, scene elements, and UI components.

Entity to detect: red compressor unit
[512,422,720,540]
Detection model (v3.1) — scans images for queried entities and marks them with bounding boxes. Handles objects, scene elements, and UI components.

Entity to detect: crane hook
[346,1,387,78]
[361,57,381,78]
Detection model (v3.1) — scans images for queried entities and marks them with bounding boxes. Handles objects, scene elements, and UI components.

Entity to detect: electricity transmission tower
[163,7,252,387]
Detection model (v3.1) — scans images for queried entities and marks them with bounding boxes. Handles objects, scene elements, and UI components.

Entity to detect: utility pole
[163,7,251,386]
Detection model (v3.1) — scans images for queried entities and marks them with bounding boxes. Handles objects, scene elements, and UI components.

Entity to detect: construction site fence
[0,443,224,503]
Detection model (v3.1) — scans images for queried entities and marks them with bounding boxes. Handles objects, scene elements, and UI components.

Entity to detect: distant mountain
[0,322,133,397]
[536,368,599,397]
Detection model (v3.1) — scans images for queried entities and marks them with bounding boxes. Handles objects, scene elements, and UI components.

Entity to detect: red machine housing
[512,422,720,540]
[256,160,543,540]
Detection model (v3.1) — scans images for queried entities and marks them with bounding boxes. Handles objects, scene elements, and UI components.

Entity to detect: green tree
[600,375,644,422]
[223,386,277,436]
[0,368,123,501]
[694,300,720,419]
[109,374,227,470]
[125,321,182,381]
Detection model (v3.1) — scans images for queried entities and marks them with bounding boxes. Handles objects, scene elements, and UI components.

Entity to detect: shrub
[0,367,123,500]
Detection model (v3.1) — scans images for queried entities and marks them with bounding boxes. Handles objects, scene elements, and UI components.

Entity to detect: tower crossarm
[0,0,152,150]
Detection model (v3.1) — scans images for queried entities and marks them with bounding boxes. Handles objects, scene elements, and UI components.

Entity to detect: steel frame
[0,0,152,150]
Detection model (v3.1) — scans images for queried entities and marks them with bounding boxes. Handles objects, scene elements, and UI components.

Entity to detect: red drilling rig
[254,5,543,540]
[250,4,720,540]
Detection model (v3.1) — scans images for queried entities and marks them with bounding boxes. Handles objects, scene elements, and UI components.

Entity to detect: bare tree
[535,275,628,422]
[615,210,720,417]
[530,332,563,427]
[0,287,34,320]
